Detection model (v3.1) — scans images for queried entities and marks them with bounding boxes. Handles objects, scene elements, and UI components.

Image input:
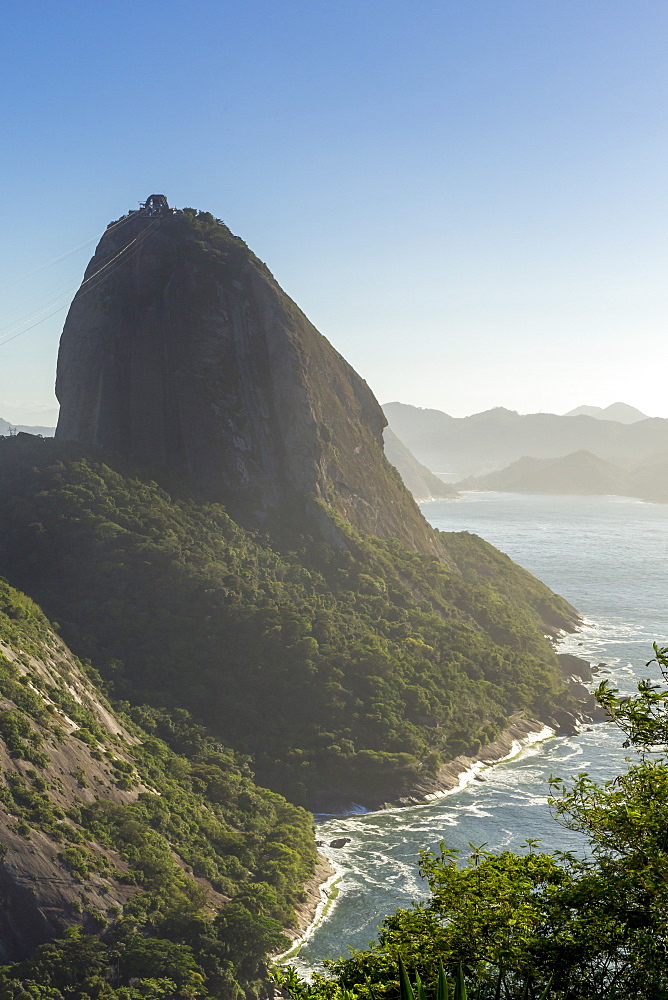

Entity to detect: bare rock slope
[0,578,316,966]
[0,584,144,958]
[56,209,442,558]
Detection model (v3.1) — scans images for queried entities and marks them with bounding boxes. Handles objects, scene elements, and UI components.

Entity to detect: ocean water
[293,492,668,973]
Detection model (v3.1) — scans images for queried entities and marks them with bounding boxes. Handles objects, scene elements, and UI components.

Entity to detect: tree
[119,938,202,986]
[12,928,110,999]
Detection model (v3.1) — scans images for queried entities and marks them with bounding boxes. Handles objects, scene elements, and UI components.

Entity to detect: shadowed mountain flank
[0,575,316,974]
[55,209,441,557]
[383,428,457,502]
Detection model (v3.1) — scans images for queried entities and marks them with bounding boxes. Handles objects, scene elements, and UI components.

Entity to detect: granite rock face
[0,612,144,959]
[56,209,443,558]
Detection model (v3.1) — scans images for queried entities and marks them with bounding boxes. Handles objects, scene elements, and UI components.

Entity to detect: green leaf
[454,964,467,1000]
[398,957,415,1000]
[437,961,450,1000]
[537,977,553,1000]
[415,970,427,1000]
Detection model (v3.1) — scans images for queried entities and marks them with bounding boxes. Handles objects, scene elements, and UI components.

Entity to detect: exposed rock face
[557,653,594,682]
[56,209,442,557]
[0,606,144,958]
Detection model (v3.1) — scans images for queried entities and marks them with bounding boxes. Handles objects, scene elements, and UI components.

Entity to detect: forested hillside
[0,435,578,809]
[0,576,316,996]
[283,648,668,997]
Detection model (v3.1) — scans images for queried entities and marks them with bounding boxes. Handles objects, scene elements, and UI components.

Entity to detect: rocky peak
[56,207,443,558]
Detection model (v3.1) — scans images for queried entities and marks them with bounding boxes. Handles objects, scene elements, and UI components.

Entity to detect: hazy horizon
[0,398,656,429]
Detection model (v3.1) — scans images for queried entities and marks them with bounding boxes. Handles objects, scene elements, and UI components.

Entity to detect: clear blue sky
[1,0,667,424]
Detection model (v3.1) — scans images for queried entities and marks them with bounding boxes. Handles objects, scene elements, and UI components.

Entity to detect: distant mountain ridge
[384,401,668,478]
[564,402,648,423]
[459,451,627,496]
[459,449,668,502]
[0,417,55,437]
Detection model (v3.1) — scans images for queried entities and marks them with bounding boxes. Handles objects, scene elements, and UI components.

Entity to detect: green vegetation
[107,207,271,282]
[0,435,575,806]
[173,208,273,278]
[0,708,50,767]
[0,210,612,997]
[277,957,557,1000]
[0,576,316,997]
[0,927,211,1000]
[281,645,668,998]
[0,431,585,996]
[0,439,664,995]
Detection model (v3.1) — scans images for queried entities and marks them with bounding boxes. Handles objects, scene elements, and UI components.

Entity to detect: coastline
[390,714,554,807]
[274,854,339,962]
[277,715,555,960]
[279,494,590,952]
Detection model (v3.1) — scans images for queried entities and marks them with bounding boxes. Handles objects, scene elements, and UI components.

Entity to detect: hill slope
[383,428,457,501]
[457,451,668,502]
[630,459,668,502]
[0,434,579,811]
[460,451,627,495]
[0,577,318,989]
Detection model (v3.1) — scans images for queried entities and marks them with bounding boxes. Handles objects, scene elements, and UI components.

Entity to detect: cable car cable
[0,222,159,347]
[0,212,136,294]
[0,221,160,350]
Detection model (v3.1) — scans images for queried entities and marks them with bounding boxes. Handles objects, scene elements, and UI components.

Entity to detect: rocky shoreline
[397,652,608,805]
[280,650,608,958]
[275,715,555,962]
[392,714,554,806]
[274,855,339,961]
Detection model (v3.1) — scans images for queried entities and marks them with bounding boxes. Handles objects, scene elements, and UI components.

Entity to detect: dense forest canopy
[0,435,576,807]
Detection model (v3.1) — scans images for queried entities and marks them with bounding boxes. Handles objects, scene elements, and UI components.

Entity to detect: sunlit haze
[1,1,667,424]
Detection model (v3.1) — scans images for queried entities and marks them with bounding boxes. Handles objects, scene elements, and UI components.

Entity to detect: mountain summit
[564,402,648,423]
[55,204,440,556]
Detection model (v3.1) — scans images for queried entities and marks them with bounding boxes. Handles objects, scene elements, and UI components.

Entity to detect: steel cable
[0,211,136,295]
[0,220,160,349]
